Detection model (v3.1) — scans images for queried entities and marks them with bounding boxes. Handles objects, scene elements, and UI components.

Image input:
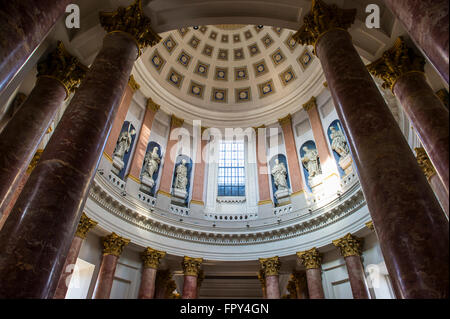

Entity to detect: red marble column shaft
[182,275,198,299]
[393,72,449,195]
[430,174,449,218]
[0,32,139,298]
[191,137,207,204]
[305,268,325,299]
[316,28,449,298]
[256,129,272,203]
[127,106,158,180]
[0,169,30,230]
[344,256,370,299]
[138,267,157,299]
[103,84,134,159]
[53,236,84,299]
[265,275,280,299]
[93,254,119,299]
[280,120,304,193]
[0,0,71,96]
[0,76,66,217]
[384,0,449,83]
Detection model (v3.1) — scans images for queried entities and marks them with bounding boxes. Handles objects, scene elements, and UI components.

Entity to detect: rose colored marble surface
[317,29,449,298]
[0,0,71,96]
[182,275,198,299]
[430,175,449,218]
[53,236,83,299]
[0,32,139,298]
[0,170,29,230]
[280,121,304,193]
[94,255,119,299]
[0,77,66,217]
[394,73,449,195]
[191,138,207,203]
[306,268,325,299]
[265,275,280,299]
[384,0,449,83]
[104,84,133,157]
[128,107,158,179]
[138,267,157,299]
[256,131,272,202]
[344,256,369,299]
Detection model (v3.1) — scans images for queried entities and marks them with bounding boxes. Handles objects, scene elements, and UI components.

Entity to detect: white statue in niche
[271,159,288,191]
[113,123,136,160]
[302,145,322,178]
[142,146,161,180]
[330,125,349,157]
[174,159,188,191]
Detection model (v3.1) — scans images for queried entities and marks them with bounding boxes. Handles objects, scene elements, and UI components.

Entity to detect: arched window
[218,140,245,196]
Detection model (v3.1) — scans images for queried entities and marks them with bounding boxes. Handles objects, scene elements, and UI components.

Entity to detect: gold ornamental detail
[303,96,317,111]
[366,221,375,231]
[147,97,160,112]
[75,213,98,239]
[332,233,363,257]
[278,114,292,126]
[259,256,281,276]
[101,232,130,257]
[367,37,426,92]
[171,114,184,128]
[297,247,322,269]
[141,247,166,269]
[436,89,449,108]
[293,0,356,50]
[27,149,44,174]
[287,280,297,298]
[99,0,161,55]
[415,147,436,180]
[257,269,266,286]
[37,41,87,98]
[128,75,140,92]
[182,256,203,276]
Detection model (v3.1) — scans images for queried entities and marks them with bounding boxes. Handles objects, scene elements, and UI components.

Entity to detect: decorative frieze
[259,256,281,276]
[182,256,203,276]
[101,232,130,257]
[141,247,166,269]
[332,233,363,257]
[75,213,98,239]
[415,147,437,180]
[297,247,322,269]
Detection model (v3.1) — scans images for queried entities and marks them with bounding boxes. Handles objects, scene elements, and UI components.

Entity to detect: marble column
[415,148,449,217]
[294,0,449,298]
[297,248,325,299]
[157,115,184,197]
[127,98,160,182]
[278,115,305,195]
[368,37,449,195]
[0,0,72,96]
[333,233,370,299]
[255,126,272,205]
[190,127,208,206]
[53,213,97,299]
[103,75,140,161]
[138,247,166,299]
[94,233,130,299]
[181,256,203,299]
[303,96,340,184]
[292,270,309,299]
[258,269,267,299]
[259,256,281,299]
[0,42,86,218]
[0,1,161,298]
[383,0,448,84]
[154,269,172,299]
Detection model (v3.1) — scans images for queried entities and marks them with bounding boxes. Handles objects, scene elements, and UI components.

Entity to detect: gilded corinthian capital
[75,213,98,239]
[367,37,426,91]
[99,0,161,54]
[297,247,322,269]
[293,0,356,47]
[141,247,166,269]
[303,96,317,111]
[27,149,44,174]
[37,41,87,97]
[259,256,281,276]
[415,147,436,180]
[128,75,140,92]
[101,232,130,257]
[332,233,363,257]
[182,256,203,276]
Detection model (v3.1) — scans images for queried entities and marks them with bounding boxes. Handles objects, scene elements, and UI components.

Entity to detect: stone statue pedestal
[275,189,291,206]
[309,175,323,193]
[339,154,353,175]
[140,175,155,194]
[172,188,188,206]
[112,156,124,176]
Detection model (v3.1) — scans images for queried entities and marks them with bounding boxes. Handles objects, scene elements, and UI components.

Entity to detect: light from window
[218,140,245,196]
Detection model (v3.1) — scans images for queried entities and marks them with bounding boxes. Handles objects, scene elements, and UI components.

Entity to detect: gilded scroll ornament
[182,256,203,276]
[141,247,166,269]
[302,96,317,111]
[332,233,363,257]
[75,213,98,239]
[297,247,322,269]
[415,147,436,180]
[101,232,130,257]
[128,75,140,92]
[259,256,281,276]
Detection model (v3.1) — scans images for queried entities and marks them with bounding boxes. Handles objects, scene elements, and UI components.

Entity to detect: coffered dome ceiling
[134,24,325,127]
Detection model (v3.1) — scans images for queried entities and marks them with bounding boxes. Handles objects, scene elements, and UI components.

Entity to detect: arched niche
[327,120,348,177]
[269,154,290,206]
[114,121,137,179]
[171,154,193,206]
[300,140,321,192]
[140,141,163,196]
